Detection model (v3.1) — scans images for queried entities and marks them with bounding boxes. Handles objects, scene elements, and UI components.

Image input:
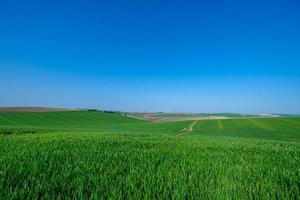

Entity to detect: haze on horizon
[1,0,300,114]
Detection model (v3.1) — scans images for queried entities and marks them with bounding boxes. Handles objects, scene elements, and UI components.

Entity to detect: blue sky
[0,0,299,113]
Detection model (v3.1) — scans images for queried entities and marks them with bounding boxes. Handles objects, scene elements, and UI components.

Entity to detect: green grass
[192,118,300,142]
[0,111,190,135]
[0,133,299,199]
[1,111,299,142]
[0,111,139,129]
[0,111,299,199]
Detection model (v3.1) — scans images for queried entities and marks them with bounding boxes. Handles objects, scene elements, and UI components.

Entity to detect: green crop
[0,111,299,199]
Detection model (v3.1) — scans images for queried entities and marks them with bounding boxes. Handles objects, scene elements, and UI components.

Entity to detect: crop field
[192,118,300,142]
[0,111,190,135]
[0,111,299,199]
[128,112,257,122]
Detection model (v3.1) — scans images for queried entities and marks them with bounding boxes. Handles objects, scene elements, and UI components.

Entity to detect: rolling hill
[0,111,299,142]
[0,110,299,199]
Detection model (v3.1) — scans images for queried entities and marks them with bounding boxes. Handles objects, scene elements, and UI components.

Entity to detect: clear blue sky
[1,0,299,113]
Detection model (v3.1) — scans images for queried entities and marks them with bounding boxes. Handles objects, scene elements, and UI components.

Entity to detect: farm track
[179,120,199,133]
[188,120,199,132]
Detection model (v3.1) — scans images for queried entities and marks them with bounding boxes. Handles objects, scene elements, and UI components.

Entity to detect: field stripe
[217,120,224,131]
[247,118,275,131]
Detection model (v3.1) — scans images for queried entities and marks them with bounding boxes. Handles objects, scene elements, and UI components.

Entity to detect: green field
[0,111,299,199]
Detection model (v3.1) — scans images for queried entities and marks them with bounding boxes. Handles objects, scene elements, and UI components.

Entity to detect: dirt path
[188,120,198,132]
[180,121,198,133]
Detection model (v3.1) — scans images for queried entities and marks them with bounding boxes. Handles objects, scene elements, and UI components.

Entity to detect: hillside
[0,111,192,135]
[0,107,76,113]
[128,112,259,122]
[0,111,299,199]
[0,111,141,132]
[191,118,300,142]
[0,111,299,142]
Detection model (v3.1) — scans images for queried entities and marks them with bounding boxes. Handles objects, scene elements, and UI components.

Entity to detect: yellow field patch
[217,120,224,131]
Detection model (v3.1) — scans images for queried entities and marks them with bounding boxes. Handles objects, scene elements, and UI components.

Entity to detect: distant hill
[0,111,142,134]
[128,112,259,122]
[0,107,76,113]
